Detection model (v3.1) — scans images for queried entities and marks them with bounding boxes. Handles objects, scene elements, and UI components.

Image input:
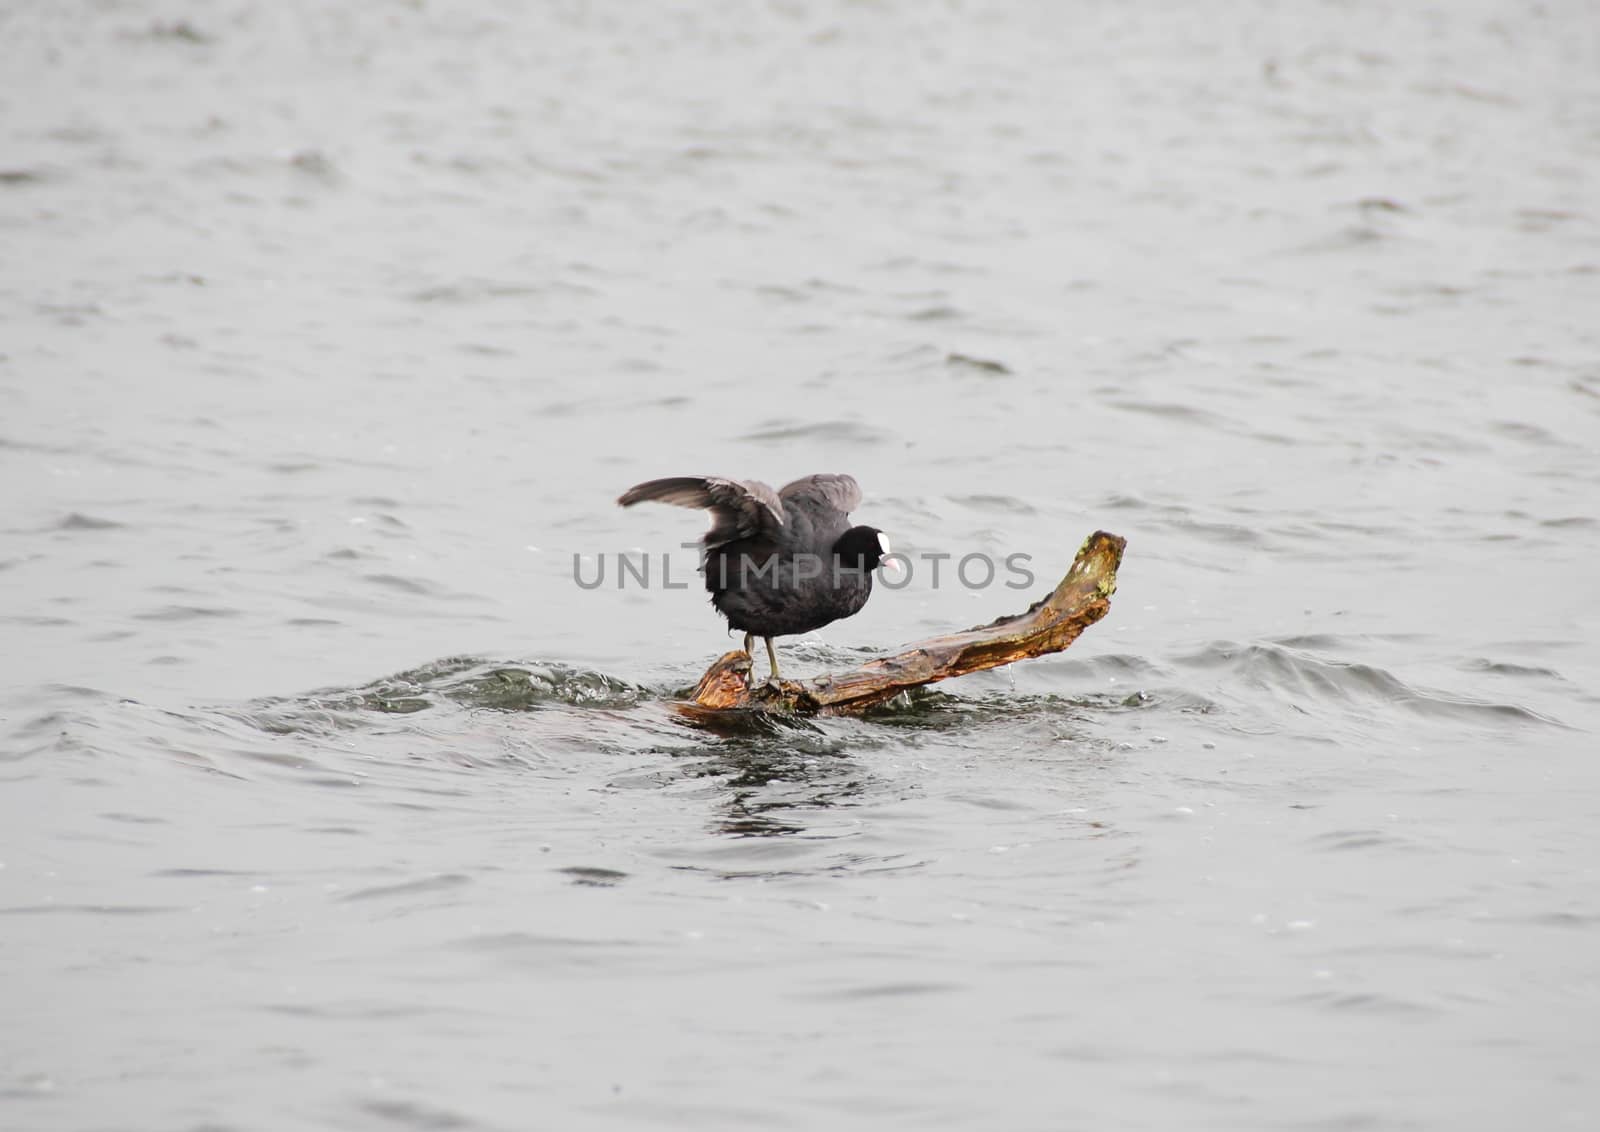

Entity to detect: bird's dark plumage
[617,473,892,681]
[615,476,785,548]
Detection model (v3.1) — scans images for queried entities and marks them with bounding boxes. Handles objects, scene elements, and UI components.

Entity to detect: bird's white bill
[878,534,902,574]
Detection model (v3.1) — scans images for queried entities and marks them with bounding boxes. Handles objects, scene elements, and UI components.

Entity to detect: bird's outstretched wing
[617,476,786,547]
[778,473,861,516]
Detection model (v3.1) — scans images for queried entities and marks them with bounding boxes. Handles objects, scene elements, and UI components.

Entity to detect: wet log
[683,530,1126,715]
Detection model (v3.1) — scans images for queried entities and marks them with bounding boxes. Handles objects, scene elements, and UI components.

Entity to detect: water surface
[3,1,1599,1128]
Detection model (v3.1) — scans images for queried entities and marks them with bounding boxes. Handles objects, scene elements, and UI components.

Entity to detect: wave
[1173,639,1568,729]
[229,657,650,737]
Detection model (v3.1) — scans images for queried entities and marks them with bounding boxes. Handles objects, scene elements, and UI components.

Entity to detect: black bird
[617,473,895,683]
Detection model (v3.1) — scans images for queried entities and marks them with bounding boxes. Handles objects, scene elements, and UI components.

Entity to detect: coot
[617,473,895,682]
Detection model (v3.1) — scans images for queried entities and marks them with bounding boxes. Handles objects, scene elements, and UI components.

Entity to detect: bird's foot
[748,677,787,700]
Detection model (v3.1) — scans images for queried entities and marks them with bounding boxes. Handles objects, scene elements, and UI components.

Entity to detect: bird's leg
[741,633,757,689]
[764,637,781,685]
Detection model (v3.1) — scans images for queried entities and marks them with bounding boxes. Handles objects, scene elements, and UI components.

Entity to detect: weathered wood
[683,530,1126,715]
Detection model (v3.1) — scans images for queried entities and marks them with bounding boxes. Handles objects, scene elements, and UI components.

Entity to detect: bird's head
[833,525,900,575]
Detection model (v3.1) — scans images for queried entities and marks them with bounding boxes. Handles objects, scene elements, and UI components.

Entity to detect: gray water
[4,1,1599,1128]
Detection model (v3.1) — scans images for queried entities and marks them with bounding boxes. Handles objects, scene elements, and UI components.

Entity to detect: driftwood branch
[682,530,1126,715]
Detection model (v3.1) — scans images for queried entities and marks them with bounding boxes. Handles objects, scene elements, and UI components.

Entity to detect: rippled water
[4,1,1599,1128]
